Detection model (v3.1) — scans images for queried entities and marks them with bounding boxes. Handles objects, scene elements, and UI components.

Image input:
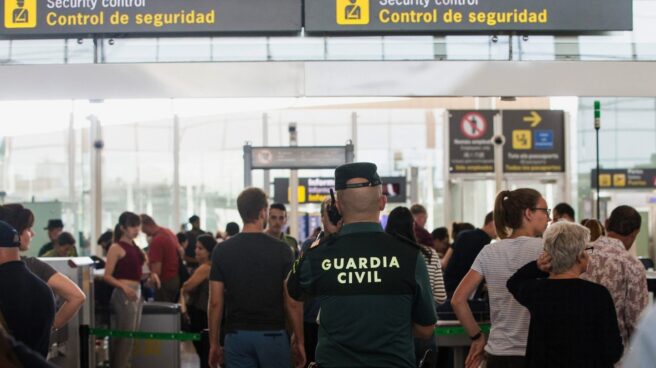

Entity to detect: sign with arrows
[502,110,565,172]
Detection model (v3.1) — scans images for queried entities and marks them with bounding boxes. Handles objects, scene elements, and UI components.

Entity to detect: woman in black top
[181,234,216,368]
[507,221,623,368]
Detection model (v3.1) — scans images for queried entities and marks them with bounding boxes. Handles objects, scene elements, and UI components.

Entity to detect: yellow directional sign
[522,111,542,128]
[613,173,626,187]
[599,174,612,187]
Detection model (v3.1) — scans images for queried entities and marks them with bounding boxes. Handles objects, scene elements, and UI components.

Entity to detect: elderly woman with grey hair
[506,221,623,368]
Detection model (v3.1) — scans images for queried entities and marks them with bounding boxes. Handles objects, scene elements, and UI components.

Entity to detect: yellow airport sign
[336,0,369,25]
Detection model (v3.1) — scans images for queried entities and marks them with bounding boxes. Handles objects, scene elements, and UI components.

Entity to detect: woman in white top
[451,188,550,368]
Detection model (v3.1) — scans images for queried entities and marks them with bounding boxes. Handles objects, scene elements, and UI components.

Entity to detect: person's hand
[537,252,552,273]
[148,273,161,289]
[291,333,306,368]
[209,344,224,367]
[465,335,486,368]
[122,286,138,301]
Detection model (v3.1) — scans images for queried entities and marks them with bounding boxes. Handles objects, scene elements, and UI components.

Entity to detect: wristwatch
[469,331,483,341]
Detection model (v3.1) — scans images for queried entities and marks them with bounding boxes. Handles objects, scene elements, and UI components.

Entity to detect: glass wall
[577,97,656,221]
[0,99,448,252]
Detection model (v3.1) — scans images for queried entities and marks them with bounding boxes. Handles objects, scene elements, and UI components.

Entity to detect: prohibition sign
[460,112,488,139]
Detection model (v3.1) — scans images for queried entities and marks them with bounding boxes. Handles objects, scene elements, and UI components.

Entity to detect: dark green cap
[334,162,382,190]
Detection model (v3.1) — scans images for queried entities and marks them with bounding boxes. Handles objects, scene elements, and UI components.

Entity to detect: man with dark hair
[141,214,181,303]
[582,205,648,355]
[443,212,496,298]
[288,163,436,368]
[0,220,55,357]
[225,222,240,239]
[209,187,304,368]
[38,219,64,256]
[42,232,77,257]
[265,203,299,258]
[410,204,434,248]
[185,215,205,267]
[552,202,576,222]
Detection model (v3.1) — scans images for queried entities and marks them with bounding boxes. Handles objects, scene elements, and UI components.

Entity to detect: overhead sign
[0,0,301,37]
[449,110,495,173]
[305,0,632,33]
[274,176,407,204]
[249,146,351,170]
[591,169,656,189]
[502,110,565,173]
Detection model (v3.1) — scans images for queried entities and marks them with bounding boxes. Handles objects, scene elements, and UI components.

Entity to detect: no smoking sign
[460,112,488,139]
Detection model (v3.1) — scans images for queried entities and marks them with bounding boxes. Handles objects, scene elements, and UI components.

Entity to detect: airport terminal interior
[2,0,656,367]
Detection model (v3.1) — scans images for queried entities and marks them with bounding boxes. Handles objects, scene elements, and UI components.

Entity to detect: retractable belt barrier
[434,323,491,336]
[87,324,490,340]
[88,327,200,341]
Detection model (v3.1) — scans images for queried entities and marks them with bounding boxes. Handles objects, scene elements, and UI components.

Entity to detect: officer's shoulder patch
[308,233,339,250]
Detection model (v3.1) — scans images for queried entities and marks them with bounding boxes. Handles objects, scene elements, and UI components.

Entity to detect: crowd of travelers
[0,161,655,368]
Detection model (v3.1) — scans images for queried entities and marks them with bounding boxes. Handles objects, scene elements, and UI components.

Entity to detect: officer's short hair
[237,188,268,224]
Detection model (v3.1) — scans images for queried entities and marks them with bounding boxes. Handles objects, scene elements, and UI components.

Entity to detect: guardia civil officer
[287,162,437,368]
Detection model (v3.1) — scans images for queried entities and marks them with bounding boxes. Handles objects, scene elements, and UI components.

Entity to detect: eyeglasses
[585,246,594,254]
[531,207,552,217]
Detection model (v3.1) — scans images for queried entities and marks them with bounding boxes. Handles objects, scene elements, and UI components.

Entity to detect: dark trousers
[188,305,209,368]
[155,274,180,303]
[303,322,318,367]
[414,335,437,368]
[485,353,525,368]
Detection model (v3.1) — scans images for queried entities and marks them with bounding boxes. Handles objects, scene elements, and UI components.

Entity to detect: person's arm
[427,250,447,305]
[181,264,210,294]
[622,307,656,368]
[600,288,624,365]
[103,244,137,301]
[441,247,453,270]
[147,238,164,278]
[412,253,438,339]
[48,273,87,330]
[624,261,649,341]
[287,254,314,302]
[142,252,161,289]
[208,280,224,368]
[284,278,306,368]
[451,269,485,368]
[506,261,546,308]
[150,262,162,278]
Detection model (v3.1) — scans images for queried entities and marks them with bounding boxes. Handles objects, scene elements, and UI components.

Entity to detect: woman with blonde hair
[452,189,550,368]
[580,218,606,242]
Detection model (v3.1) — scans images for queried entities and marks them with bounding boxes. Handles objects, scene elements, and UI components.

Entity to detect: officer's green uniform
[287,162,437,368]
[276,233,299,258]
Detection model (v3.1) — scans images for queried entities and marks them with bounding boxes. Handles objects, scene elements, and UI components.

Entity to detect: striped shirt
[422,246,447,305]
[471,236,543,356]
